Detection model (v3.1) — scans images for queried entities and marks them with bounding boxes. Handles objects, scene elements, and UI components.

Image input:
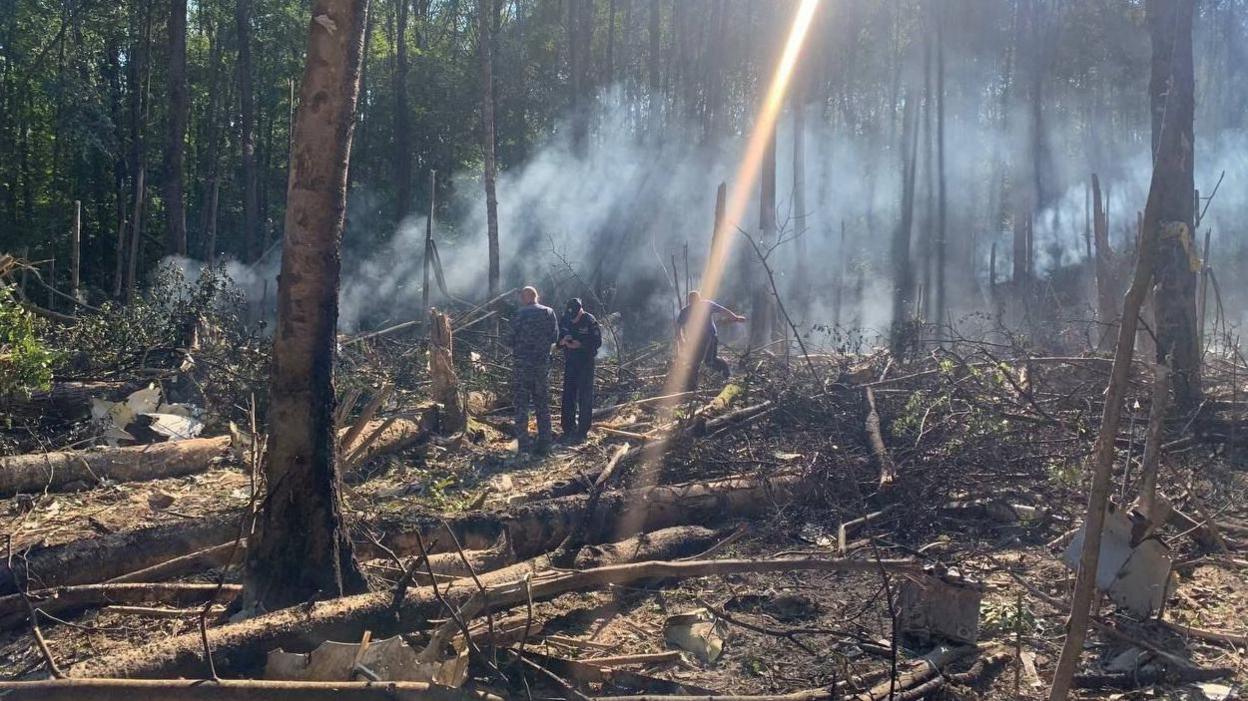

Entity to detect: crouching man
[507,286,560,455]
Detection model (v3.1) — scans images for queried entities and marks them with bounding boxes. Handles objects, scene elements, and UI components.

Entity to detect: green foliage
[50,261,269,429]
[1046,457,1082,489]
[980,597,1038,638]
[0,286,58,397]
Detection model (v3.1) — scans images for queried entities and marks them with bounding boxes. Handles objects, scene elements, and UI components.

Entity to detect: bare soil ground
[0,336,1245,700]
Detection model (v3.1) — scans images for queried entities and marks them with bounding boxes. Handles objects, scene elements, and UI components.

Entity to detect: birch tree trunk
[244,0,370,612]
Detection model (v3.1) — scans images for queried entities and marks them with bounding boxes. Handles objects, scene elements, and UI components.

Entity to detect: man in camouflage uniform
[506,286,560,454]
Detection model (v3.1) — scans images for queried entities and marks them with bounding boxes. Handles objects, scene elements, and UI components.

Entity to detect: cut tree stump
[430,309,467,433]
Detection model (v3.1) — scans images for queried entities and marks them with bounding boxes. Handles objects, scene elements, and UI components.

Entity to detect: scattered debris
[664,608,731,664]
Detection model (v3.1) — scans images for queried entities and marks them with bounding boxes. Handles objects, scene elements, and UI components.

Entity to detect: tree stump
[430,308,466,433]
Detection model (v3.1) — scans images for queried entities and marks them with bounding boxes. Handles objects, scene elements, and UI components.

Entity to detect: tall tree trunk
[889,90,918,356]
[1147,0,1201,409]
[123,1,150,298]
[791,91,808,314]
[605,0,615,85]
[478,0,500,298]
[1048,5,1201,698]
[164,0,188,256]
[569,0,592,153]
[105,37,127,298]
[244,0,371,612]
[237,0,260,262]
[393,0,412,220]
[748,119,776,348]
[934,6,948,329]
[197,19,224,256]
[1092,174,1117,352]
[647,0,660,131]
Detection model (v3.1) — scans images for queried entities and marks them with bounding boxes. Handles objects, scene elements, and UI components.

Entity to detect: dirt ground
[0,342,1245,700]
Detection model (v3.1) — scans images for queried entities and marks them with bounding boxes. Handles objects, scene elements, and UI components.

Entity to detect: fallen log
[517,649,712,696]
[591,391,700,420]
[549,444,633,564]
[70,551,917,679]
[342,414,437,469]
[483,525,719,587]
[573,526,717,569]
[374,472,807,561]
[0,512,239,595]
[103,604,227,618]
[1073,664,1233,690]
[591,645,982,701]
[0,413,430,500]
[14,471,802,596]
[107,541,242,584]
[0,678,499,701]
[697,382,743,418]
[0,436,231,497]
[0,582,241,628]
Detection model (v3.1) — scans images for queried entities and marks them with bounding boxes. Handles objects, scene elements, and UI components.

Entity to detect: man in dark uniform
[676,290,745,390]
[506,286,560,455]
[558,298,602,443]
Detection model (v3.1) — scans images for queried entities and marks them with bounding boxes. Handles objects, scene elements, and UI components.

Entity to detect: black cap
[565,298,583,315]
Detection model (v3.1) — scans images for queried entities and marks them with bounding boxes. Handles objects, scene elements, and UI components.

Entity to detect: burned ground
[0,311,1245,700]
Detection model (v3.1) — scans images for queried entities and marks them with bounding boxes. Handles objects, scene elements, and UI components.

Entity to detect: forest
[0,0,1245,700]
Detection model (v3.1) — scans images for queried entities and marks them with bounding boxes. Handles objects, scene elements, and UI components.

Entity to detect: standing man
[558,298,602,443]
[676,290,746,390]
[507,286,560,454]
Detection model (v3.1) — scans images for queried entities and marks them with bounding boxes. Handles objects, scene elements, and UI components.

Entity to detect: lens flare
[617,0,822,538]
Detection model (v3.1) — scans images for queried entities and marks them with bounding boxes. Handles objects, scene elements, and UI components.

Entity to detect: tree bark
[0,679,493,701]
[1047,9,1190,694]
[125,168,145,299]
[429,309,466,433]
[13,468,796,596]
[69,201,81,300]
[791,92,809,314]
[748,118,777,348]
[164,0,188,256]
[236,0,259,262]
[392,0,412,220]
[1147,0,1201,409]
[0,583,239,630]
[0,436,230,497]
[478,0,500,298]
[934,7,948,328]
[1092,174,1118,352]
[889,90,918,355]
[569,0,592,153]
[244,0,371,612]
[71,553,917,679]
[647,0,660,131]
